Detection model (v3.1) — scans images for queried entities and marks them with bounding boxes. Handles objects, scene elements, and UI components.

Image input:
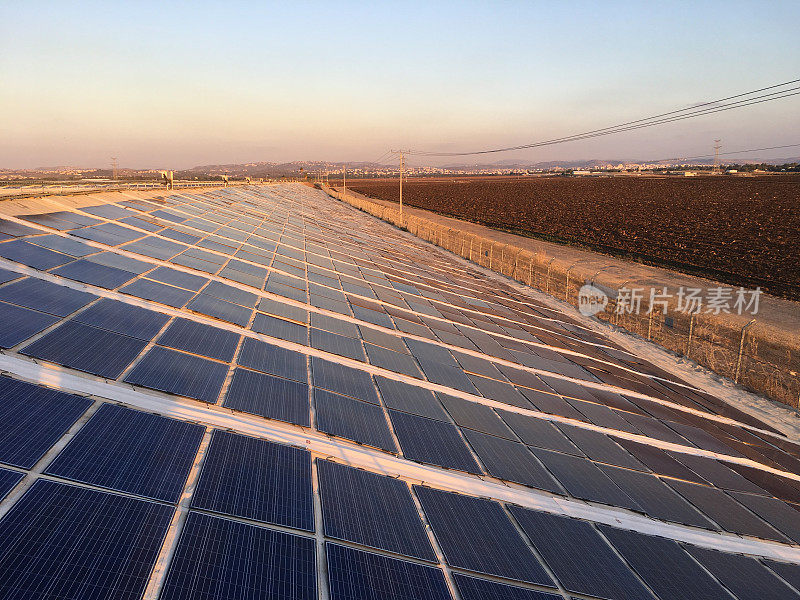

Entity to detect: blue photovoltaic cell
[0,467,23,501]
[311,328,366,361]
[124,346,229,403]
[186,292,253,326]
[73,298,170,340]
[223,367,310,426]
[683,545,800,600]
[0,301,59,348]
[0,479,173,600]
[326,542,452,600]
[120,277,196,308]
[204,280,259,307]
[311,357,379,403]
[438,392,515,438]
[389,410,481,474]
[238,337,308,382]
[28,234,96,257]
[160,511,317,600]
[191,429,314,530]
[462,429,562,493]
[0,267,23,284]
[507,506,653,600]
[146,266,209,290]
[22,321,148,378]
[251,312,309,344]
[0,376,92,468]
[374,375,450,421]
[0,239,74,269]
[763,560,800,593]
[46,404,204,503]
[318,460,435,561]
[156,317,240,361]
[414,486,554,586]
[454,574,561,600]
[87,251,152,274]
[51,259,136,289]
[315,389,398,452]
[599,525,733,600]
[0,277,97,316]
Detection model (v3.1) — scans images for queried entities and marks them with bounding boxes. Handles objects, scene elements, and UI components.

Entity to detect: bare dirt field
[345,175,800,300]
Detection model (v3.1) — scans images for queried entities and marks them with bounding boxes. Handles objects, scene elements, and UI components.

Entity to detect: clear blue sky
[2,1,798,169]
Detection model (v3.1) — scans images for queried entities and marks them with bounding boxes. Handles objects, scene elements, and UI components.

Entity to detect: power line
[405,79,800,157]
[652,142,800,164]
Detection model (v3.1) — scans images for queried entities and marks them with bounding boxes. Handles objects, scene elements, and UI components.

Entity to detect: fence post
[546,258,556,294]
[528,258,534,287]
[734,319,756,383]
[489,244,494,270]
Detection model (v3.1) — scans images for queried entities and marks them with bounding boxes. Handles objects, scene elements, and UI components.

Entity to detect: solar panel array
[0,184,798,599]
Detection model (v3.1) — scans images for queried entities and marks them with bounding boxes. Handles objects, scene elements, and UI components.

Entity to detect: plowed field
[345,175,800,300]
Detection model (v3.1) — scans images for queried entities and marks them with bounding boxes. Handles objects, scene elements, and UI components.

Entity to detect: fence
[331,187,800,410]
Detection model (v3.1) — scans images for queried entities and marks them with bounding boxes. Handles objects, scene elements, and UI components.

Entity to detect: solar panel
[358,333,406,358]
[51,259,137,289]
[238,337,308,382]
[326,542,452,600]
[315,389,398,452]
[556,424,646,470]
[0,479,172,600]
[418,358,480,394]
[74,223,143,245]
[683,545,800,600]
[73,298,170,340]
[223,367,310,426]
[496,409,583,454]
[257,296,309,323]
[120,278,196,307]
[507,506,654,600]
[616,438,708,483]
[728,491,800,544]
[204,280,259,307]
[453,573,562,600]
[597,465,714,527]
[0,377,92,468]
[311,357,379,403]
[0,267,23,284]
[156,317,240,361]
[191,429,314,530]
[252,312,309,344]
[0,300,59,348]
[598,525,733,600]
[0,239,74,269]
[146,266,209,290]
[318,460,435,560]
[0,277,97,316]
[670,453,765,494]
[46,404,204,502]
[438,392,516,438]
[358,324,407,351]
[763,560,800,592]
[311,327,366,360]
[87,251,152,274]
[160,511,316,600]
[124,346,229,403]
[414,486,554,586]
[389,410,482,474]
[0,467,23,501]
[462,429,561,493]
[22,321,148,378]
[28,233,96,257]
[529,447,641,511]
[467,374,532,408]
[374,375,449,420]
[186,293,253,326]
[665,479,787,541]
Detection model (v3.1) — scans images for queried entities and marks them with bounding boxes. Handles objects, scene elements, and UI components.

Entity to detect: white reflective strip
[0,352,798,563]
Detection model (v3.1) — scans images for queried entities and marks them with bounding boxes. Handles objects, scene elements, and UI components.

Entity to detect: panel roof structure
[0,183,799,599]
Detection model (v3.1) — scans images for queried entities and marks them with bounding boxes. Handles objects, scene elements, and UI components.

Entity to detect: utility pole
[111,157,118,181]
[342,165,346,199]
[391,149,410,217]
[713,139,721,174]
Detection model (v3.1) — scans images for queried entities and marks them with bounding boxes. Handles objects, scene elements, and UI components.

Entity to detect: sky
[1,1,799,169]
